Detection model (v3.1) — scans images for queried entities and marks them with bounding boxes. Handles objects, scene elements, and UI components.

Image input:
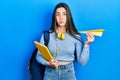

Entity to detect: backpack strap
[43,30,50,46]
[29,30,50,63]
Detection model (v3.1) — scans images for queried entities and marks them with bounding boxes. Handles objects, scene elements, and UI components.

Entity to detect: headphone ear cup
[57,32,61,39]
[57,32,65,40]
[61,33,65,40]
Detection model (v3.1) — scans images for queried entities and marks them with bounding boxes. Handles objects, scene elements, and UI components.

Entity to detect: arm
[36,33,58,67]
[36,34,47,65]
[75,40,90,66]
[76,32,94,66]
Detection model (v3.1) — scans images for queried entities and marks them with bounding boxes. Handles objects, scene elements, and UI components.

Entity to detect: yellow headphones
[57,32,66,40]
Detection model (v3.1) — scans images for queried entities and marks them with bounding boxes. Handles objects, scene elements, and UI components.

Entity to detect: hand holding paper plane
[79,29,104,37]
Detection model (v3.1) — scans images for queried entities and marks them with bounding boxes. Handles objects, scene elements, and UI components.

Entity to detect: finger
[49,60,56,66]
[88,36,94,42]
[86,32,91,37]
[52,63,58,68]
[49,60,54,64]
[86,33,91,40]
[87,32,93,38]
[87,33,94,39]
[90,33,94,38]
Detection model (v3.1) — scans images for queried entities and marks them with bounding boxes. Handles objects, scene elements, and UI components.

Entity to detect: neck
[56,26,66,33]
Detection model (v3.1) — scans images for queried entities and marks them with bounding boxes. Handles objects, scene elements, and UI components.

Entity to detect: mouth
[59,21,63,24]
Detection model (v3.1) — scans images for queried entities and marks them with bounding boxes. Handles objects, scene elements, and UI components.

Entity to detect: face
[55,7,67,27]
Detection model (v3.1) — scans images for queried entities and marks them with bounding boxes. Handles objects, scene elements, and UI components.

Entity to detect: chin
[59,24,66,27]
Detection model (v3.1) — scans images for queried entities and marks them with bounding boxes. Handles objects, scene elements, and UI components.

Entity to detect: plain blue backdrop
[0,0,120,80]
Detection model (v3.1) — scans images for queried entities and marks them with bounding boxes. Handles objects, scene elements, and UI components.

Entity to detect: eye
[56,13,60,16]
[63,12,67,16]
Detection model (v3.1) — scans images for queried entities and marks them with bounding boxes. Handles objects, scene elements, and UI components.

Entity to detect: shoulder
[75,34,81,38]
[43,30,53,33]
[73,34,84,45]
[74,34,82,41]
[42,30,54,36]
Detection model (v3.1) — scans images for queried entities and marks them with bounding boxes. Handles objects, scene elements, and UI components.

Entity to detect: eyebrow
[56,12,66,13]
[56,12,60,13]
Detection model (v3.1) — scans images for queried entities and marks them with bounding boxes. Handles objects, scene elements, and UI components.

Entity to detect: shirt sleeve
[36,34,47,65]
[75,39,90,66]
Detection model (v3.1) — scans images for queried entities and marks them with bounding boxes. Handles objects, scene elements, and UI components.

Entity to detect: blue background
[0,0,120,80]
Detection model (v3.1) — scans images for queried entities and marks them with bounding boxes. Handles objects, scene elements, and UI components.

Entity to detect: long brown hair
[50,2,82,41]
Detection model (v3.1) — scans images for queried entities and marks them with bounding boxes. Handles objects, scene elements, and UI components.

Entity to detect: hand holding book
[34,41,58,69]
[46,60,59,68]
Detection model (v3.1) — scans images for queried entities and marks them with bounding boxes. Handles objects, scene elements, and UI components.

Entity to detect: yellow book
[79,29,104,37]
[34,41,53,61]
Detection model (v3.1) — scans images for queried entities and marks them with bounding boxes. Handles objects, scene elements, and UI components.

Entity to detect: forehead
[56,7,66,13]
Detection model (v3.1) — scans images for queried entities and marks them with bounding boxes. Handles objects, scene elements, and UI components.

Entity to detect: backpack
[28,30,50,80]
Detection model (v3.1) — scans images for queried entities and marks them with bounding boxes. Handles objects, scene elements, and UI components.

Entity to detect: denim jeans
[43,62,76,80]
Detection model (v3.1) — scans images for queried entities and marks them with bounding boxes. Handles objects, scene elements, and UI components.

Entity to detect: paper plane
[79,29,104,37]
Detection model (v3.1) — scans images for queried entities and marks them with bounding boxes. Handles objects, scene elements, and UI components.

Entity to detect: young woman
[36,2,94,80]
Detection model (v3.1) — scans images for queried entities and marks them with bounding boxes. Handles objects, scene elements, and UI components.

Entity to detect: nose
[59,15,63,20]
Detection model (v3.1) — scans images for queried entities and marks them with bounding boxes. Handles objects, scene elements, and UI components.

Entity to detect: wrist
[85,41,90,46]
[46,62,50,66]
